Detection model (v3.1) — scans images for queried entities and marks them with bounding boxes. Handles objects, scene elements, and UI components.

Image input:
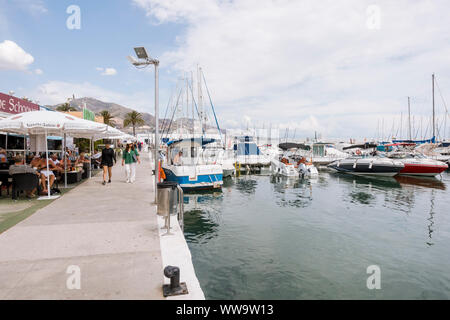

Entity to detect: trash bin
[157,181,178,216]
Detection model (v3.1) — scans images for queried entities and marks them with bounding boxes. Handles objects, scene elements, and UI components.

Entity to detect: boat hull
[328,158,404,177]
[163,165,223,190]
[399,163,448,177]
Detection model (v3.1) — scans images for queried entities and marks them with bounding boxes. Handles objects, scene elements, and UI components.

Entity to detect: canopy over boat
[384,142,416,147]
[167,137,216,148]
[278,142,311,151]
[392,137,436,144]
[343,143,377,150]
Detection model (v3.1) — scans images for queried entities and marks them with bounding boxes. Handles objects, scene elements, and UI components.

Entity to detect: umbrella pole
[23,135,26,162]
[46,130,50,198]
[64,133,67,188]
[90,137,92,179]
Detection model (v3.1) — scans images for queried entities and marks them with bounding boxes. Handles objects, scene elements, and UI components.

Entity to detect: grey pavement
[0,155,165,299]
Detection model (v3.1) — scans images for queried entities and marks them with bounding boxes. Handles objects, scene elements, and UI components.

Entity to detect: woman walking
[122,143,140,183]
[101,143,116,185]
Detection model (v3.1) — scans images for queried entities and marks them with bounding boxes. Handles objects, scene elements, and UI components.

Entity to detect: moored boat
[387,152,448,177]
[328,157,404,177]
[162,138,223,190]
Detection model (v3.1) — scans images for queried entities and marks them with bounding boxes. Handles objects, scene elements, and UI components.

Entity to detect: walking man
[122,143,140,183]
[101,143,116,185]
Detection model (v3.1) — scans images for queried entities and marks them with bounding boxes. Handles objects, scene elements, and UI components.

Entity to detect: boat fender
[369,161,373,169]
[337,161,340,167]
[353,159,358,169]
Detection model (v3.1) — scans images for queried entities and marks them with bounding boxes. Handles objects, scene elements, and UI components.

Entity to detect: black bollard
[163,265,188,297]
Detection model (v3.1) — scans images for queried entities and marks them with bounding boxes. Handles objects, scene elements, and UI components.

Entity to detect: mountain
[49,97,223,134]
[50,97,154,129]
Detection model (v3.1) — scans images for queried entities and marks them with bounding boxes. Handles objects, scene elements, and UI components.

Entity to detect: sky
[0,0,450,139]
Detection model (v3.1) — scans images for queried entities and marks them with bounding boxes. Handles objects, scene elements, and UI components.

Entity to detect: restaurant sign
[0,92,40,115]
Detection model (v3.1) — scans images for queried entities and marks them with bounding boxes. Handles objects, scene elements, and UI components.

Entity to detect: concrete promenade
[0,155,201,299]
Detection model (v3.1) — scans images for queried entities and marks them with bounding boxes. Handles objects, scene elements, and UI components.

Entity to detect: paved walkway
[0,156,165,299]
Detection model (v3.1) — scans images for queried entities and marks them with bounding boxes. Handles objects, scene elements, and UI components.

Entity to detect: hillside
[49,97,223,134]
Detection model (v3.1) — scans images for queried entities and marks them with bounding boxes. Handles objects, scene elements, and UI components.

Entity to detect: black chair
[0,162,11,197]
[11,173,40,199]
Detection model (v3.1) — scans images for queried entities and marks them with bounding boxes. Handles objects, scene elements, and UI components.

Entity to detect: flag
[83,107,95,121]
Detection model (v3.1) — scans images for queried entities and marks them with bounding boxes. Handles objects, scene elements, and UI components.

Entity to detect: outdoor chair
[0,162,11,197]
[11,173,40,200]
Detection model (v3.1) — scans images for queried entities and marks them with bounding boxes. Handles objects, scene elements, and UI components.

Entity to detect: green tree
[56,102,77,112]
[100,110,115,127]
[123,111,145,136]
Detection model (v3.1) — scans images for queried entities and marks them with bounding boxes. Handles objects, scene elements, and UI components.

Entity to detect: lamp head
[134,47,149,59]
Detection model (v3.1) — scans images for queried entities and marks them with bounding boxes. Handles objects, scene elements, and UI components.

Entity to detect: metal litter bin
[157,181,178,216]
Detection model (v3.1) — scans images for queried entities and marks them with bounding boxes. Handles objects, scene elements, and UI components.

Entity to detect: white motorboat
[270,159,298,177]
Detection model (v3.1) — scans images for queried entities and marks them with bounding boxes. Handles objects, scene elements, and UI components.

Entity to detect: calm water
[183,170,450,300]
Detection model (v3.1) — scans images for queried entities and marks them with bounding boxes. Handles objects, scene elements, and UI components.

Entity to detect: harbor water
[183,170,450,299]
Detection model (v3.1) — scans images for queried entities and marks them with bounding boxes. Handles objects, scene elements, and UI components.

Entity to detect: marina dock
[0,155,203,299]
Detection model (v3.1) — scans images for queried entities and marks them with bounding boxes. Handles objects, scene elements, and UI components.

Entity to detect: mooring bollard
[163,265,188,297]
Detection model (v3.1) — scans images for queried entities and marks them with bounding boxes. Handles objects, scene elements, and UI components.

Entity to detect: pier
[0,155,203,299]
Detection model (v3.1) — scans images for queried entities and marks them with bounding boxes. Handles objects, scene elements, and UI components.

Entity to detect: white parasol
[0,111,108,199]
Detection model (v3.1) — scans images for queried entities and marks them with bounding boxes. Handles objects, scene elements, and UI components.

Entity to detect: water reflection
[234,176,258,195]
[183,194,222,244]
[427,190,436,247]
[395,176,446,190]
[270,176,313,208]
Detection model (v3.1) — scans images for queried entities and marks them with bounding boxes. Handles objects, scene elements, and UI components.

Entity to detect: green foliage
[123,111,145,136]
[56,102,77,112]
[100,110,115,127]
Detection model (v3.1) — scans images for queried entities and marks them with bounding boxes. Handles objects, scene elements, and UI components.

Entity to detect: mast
[191,71,194,139]
[432,73,435,141]
[408,96,412,140]
[197,65,203,134]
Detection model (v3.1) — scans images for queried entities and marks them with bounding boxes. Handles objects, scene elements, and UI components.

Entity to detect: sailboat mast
[197,65,203,133]
[408,96,412,140]
[191,71,194,138]
[432,73,436,141]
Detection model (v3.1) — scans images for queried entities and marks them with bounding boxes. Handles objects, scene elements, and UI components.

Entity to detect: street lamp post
[128,47,159,204]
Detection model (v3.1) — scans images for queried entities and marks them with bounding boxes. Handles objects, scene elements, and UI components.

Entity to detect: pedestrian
[122,142,140,183]
[101,143,116,185]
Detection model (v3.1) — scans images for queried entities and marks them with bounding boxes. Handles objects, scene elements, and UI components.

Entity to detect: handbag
[132,151,137,163]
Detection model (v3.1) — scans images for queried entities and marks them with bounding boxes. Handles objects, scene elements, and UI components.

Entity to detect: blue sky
[0,0,180,111]
[1,0,450,139]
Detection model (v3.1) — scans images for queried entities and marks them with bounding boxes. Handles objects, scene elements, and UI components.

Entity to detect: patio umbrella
[0,111,107,199]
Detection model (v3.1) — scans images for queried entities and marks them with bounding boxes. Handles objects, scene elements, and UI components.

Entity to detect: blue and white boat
[162,138,223,191]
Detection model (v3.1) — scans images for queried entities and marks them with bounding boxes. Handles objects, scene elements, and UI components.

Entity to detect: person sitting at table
[30,154,41,168]
[91,150,102,168]
[0,148,7,163]
[50,153,64,173]
[75,152,90,169]
[37,154,56,194]
[9,154,41,198]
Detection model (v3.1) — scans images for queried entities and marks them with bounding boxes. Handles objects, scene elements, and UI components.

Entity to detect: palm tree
[100,110,115,127]
[123,111,145,136]
[56,102,77,112]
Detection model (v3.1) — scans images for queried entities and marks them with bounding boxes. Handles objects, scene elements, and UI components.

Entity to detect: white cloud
[135,0,450,138]
[15,0,48,16]
[96,67,117,76]
[34,68,43,75]
[0,40,34,71]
